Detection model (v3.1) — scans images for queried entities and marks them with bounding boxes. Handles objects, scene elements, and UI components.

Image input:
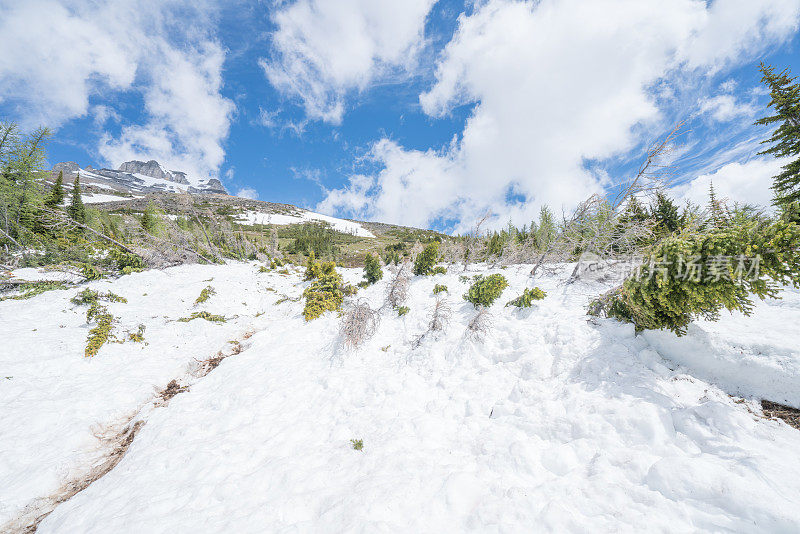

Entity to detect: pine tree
[707,181,726,227]
[46,171,65,208]
[619,196,649,225]
[362,253,383,285]
[756,63,800,205]
[68,174,86,223]
[535,206,556,250]
[650,192,681,236]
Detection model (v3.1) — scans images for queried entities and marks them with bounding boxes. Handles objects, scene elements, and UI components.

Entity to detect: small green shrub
[81,263,103,281]
[195,285,216,305]
[85,303,114,357]
[109,249,145,273]
[350,438,363,451]
[304,252,337,281]
[431,266,447,275]
[71,288,127,305]
[70,290,128,356]
[433,284,448,294]
[506,287,547,308]
[303,271,345,321]
[396,306,410,316]
[463,274,508,307]
[363,253,383,285]
[413,242,439,275]
[128,324,146,343]
[259,265,269,273]
[178,311,227,323]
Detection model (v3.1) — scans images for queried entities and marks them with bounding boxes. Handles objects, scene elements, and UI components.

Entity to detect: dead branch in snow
[340,299,380,349]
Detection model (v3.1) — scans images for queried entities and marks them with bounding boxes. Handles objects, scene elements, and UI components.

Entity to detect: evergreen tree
[619,196,649,225]
[535,206,556,250]
[413,242,439,275]
[650,192,681,236]
[362,253,383,285]
[707,182,727,227]
[67,174,86,223]
[755,63,800,205]
[46,171,65,208]
[141,202,161,234]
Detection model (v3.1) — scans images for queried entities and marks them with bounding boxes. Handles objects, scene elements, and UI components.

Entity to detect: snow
[1,262,799,532]
[236,209,375,237]
[129,173,189,192]
[82,193,133,204]
[77,168,189,194]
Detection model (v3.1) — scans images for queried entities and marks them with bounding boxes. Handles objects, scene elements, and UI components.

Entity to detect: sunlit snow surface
[1,263,799,532]
[235,209,375,237]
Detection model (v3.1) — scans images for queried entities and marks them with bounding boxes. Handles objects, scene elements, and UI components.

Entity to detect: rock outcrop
[50,159,228,196]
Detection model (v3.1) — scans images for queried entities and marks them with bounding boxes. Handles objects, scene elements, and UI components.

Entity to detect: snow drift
[1,262,799,532]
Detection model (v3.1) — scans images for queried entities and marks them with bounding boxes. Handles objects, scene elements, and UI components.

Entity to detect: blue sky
[2,0,800,232]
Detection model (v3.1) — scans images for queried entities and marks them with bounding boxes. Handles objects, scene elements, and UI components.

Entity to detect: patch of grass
[194,285,216,305]
[0,281,69,301]
[178,311,227,323]
[350,438,364,451]
[128,324,146,343]
[431,266,447,275]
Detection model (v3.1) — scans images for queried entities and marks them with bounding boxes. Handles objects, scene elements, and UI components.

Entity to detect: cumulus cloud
[236,187,259,200]
[261,0,437,123]
[318,0,800,232]
[0,0,233,181]
[672,157,785,210]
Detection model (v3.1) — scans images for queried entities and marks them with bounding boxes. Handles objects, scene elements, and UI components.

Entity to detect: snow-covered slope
[2,263,799,532]
[236,208,375,237]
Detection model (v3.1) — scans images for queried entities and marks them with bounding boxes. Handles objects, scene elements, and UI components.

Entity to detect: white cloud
[261,0,437,123]
[99,41,234,179]
[672,157,785,210]
[236,187,259,200]
[698,94,756,122]
[320,0,800,232]
[0,0,233,181]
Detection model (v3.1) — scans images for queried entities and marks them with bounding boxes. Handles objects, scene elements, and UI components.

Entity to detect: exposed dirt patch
[157,380,189,405]
[762,400,800,430]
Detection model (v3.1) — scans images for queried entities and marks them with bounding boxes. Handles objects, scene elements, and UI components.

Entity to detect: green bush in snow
[591,219,800,335]
[413,242,439,276]
[463,274,508,307]
[506,287,546,308]
[362,253,383,285]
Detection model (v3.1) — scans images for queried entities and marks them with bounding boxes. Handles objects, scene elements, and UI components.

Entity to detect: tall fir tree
[707,181,727,227]
[46,171,65,208]
[755,63,800,205]
[619,196,649,225]
[68,174,86,223]
[650,191,681,236]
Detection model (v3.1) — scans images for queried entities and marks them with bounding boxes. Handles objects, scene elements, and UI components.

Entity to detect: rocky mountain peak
[117,160,169,181]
